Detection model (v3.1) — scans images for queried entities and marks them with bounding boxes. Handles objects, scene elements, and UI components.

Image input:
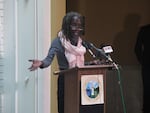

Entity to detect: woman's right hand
[28,59,43,71]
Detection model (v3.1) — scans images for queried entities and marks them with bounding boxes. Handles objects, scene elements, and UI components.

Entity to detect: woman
[28,11,86,113]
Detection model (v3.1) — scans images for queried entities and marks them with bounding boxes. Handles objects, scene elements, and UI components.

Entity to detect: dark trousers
[58,75,64,113]
[142,67,150,113]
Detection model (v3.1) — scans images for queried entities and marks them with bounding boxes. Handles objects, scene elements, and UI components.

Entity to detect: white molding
[14,0,18,113]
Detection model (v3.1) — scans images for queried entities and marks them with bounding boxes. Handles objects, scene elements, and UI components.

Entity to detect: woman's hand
[28,59,42,71]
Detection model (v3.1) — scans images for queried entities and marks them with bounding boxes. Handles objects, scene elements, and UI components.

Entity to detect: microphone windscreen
[82,41,89,49]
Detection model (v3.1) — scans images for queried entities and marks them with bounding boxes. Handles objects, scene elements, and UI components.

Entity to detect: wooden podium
[55,65,113,113]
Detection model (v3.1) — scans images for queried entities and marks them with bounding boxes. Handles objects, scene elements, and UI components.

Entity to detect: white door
[3,0,50,113]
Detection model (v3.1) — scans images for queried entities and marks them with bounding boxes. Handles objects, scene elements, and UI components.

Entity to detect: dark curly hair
[61,11,85,40]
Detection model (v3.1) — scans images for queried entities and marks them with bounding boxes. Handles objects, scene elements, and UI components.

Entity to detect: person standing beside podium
[134,24,150,113]
[28,11,87,113]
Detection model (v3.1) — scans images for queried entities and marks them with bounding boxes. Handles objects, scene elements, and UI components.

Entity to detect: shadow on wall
[112,13,141,65]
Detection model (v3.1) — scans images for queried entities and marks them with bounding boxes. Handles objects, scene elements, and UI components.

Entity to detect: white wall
[3,0,50,113]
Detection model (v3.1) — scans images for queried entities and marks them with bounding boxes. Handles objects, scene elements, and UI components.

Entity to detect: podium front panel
[62,65,111,113]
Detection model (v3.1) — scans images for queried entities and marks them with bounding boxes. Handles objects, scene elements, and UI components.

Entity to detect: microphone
[89,43,113,62]
[90,43,119,69]
[82,41,96,58]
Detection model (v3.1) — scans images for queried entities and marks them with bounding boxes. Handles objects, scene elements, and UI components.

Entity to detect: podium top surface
[54,64,113,75]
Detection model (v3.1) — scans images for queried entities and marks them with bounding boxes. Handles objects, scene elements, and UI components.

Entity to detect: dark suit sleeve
[134,28,144,64]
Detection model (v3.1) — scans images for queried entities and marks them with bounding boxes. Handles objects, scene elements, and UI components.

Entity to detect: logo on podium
[81,74,104,105]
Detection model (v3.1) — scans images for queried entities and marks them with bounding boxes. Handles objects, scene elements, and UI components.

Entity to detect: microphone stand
[107,57,127,113]
[89,43,127,113]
